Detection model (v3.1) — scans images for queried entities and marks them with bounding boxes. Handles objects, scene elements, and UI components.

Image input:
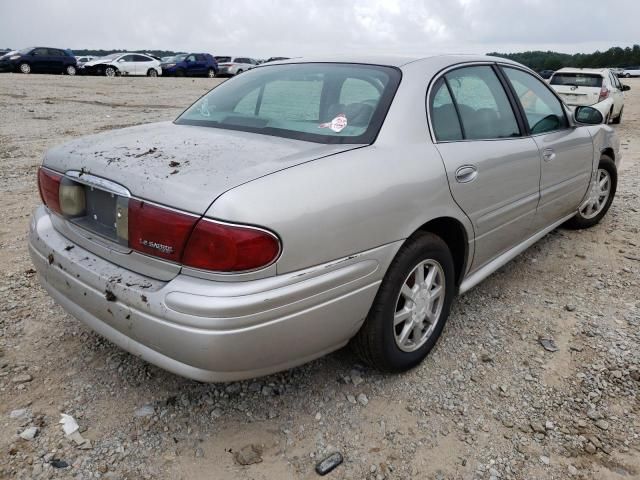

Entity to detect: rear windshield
[215,56,232,63]
[176,63,401,144]
[550,73,603,88]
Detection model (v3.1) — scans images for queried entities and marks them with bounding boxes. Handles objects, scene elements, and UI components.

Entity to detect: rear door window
[133,55,151,62]
[429,78,463,141]
[32,48,49,56]
[444,66,520,140]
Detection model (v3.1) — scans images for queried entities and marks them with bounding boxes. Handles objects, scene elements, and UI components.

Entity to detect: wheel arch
[410,216,470,288]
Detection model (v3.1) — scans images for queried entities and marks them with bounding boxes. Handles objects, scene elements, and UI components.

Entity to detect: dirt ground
[0,73,639,480]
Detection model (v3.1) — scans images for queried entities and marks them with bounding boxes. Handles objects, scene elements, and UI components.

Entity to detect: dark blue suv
[0,47,77,75]
[160,53,218,78]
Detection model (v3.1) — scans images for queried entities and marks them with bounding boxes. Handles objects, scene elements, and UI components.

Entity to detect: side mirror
[574,106,604,125]
[622,84,631,92]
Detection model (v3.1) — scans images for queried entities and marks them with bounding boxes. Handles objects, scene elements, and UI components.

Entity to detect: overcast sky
[1,0,638,57]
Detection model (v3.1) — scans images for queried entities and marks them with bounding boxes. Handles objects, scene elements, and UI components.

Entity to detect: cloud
[0,0,638,57]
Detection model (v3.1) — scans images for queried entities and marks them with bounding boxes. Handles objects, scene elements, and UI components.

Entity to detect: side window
[429,78,463,141]
[445,66,520,140]
[133,55,150,62]
[195,54,205,61]
[120,55,135,62]
[503,67,568,135]
[33,48,49,56]
[186,55,196,62]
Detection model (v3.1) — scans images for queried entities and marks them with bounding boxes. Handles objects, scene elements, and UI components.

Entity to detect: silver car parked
[214,56,257,76]
[29,55,620,382]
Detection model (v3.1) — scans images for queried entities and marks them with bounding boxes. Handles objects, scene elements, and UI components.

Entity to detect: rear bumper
[29,206,394,382]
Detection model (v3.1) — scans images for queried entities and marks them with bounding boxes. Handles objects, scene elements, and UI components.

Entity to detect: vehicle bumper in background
[29,206,394,382]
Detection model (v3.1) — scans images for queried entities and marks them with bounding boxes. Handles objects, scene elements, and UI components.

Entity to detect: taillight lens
[182,219,280,272]
[128,199,198,263]
[598,86,609,102]
[37,167,62,214]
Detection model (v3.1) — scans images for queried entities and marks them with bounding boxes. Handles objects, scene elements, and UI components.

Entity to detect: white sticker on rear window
[319,113,347,133]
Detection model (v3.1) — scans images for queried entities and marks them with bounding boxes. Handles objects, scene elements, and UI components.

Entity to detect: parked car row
[0,46,287,79]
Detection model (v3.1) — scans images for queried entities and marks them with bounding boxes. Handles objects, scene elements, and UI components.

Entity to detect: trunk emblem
[139,239,174,254]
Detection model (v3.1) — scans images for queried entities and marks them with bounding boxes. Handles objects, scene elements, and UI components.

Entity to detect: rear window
[550,73,603,88]
[215,56,231,63]
[176,63,401,144]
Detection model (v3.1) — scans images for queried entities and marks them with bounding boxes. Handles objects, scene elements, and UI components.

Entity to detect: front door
[429,65,542,271]
[501,67,593,227]
[116,55,136,75]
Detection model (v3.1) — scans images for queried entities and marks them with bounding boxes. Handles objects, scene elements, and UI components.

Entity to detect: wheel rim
[67,66,75,75]
[149,70,157,77]
[208,69,215,78]
[105,67,115,77]
[393,259,446,352]
[579,168,611,219]
[20,64,30,74]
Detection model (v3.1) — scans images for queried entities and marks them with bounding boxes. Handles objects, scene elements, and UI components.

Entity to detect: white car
[549,68,630,124]
[214,56,258,76]
[83,53,162,77]
[621,66,640,78]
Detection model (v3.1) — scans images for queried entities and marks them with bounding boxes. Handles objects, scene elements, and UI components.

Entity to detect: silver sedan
[29,55,620,382]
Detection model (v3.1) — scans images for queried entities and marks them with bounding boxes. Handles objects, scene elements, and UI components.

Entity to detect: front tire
[19,63,31,74]
[104,66,117,77]
[565,155,617,229]
[352,232,455,372]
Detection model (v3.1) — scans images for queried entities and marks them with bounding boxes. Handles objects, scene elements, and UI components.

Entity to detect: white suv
[549,68,630,124]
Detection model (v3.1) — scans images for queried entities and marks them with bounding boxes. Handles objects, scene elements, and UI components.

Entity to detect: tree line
[489,45,640,71]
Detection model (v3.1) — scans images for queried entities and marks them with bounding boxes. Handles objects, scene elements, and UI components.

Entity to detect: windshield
[97,53,121,60]
[18,47,34,55]
[550,73,603,88]
[165,54,187,63]
[176,63,401,144]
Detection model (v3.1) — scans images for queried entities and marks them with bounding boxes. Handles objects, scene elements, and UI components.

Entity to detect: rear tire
[147,68,158,77]
[564,155,617,229]
[611,107,623,124]
[207,68,216,78]
[352,232,455,372]
[236,69,243,75]
[66,65,76,76]
[19,63,31,74]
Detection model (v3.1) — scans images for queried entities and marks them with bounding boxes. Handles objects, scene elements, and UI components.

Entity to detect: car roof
[269,54,524,68]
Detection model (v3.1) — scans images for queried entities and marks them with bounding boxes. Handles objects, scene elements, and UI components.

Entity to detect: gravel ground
[0,73,639,480]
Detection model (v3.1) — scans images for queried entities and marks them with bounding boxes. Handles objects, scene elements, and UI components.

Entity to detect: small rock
[19,427,38,441]
[530,421,546,434]
[134,405,154,417]
[357,393,369,406]
[9,409,29,419]
[540,455,550,465]
[585,442,597,454]
[315,412,322,421]
[545,420,554,430]
[11,374,33,384]
[210,408,223,419]
[587,410,603,420]
[50,459,69,469]
[538,336,558,352]
[195,447,204,458]
[565,304,576,312]
[346,394,356,404]
[315,452,343,476]
[568,465,578,476]
[595,420,609,430]
[233,444,262,465]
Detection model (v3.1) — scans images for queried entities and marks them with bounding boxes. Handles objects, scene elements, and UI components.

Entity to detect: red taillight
[128,199,198,263]
[37,167,62,214]
[182,219,280,272]
[598,86,609,102]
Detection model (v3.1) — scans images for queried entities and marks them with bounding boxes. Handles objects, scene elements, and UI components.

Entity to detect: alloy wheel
[393,259,446,352]
[579,168,611,219]
[19,63,30,74]
[66,65,76,76]
[105,67,116,77]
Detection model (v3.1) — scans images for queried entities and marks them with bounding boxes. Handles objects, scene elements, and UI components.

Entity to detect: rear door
[184,54,199,75]
[607,70,624,116]
[501,66,593,227]
[429,64,541,270]
[133,55,154,75]
[549,72,603,106]
[49,49,67,73]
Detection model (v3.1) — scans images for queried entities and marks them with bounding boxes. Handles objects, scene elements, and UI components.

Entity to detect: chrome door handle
[455,165,478,183]
[542,148,556,162]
